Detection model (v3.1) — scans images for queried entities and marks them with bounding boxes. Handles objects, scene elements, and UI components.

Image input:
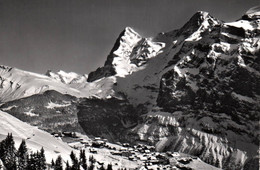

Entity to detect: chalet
[80,141,91,147]
[92,140,105,148]
[148,156,157,161]
[144,149,151,153]
[68,142,84,149]
[89,148,97,154]
[52,132,62,137]
[121,151,132,157]
[172,152,180,157]
[122,143,130,147]
[128,148,134,151]
[177,158,192,164]
[147,146,155,151]
[62,131,77,138]
[119,147,127,152]
[94,137,101,141]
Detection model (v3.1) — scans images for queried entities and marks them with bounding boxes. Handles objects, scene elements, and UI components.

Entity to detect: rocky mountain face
[152,10,260,169]
[77,98,145,142]
[78,8,260,169]
[0,7,259,170]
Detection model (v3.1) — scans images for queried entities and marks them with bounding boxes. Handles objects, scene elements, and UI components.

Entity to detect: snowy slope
[0,110,75,163]
[0,65,84,102]
[0,65,118,102]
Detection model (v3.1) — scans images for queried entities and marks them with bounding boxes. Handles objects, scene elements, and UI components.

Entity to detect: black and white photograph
[0,0,259,169]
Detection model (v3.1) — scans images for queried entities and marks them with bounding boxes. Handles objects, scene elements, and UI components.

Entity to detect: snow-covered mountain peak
[46,69,88,84]
[124,26,141,37]
[87,27,143,82]
[118,26,142,48]
[110,27,144,77]
[176,11,221,42]
[196,11,209,17]
[183,10,212,24]
[87,26,166,81]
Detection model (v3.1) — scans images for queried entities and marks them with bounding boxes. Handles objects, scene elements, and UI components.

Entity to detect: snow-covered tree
[0,133,17,169]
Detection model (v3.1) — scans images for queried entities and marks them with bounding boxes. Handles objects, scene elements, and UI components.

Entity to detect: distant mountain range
[0,6,259,170]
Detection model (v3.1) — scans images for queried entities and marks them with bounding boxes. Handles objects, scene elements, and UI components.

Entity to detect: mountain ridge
[77,8,260,169]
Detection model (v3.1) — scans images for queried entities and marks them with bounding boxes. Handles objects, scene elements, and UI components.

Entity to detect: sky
[0,0,259,75]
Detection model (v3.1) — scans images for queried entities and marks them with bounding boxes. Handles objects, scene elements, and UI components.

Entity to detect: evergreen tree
[0,133,17,170]
[25,154,32,170]
[88,156,96,170]
[88,163,94,170]
[26,149,47,170]
[39,147,47,170]
[51,159,55,168]
[35,151,41,170]
[0,138,6,158]
[100,164,105,170]
[27,152,37,170]
[79,150,87,170]
[54,155,63,170]
[70,151,79,170]
[0,137,6,163]
[107,163,113,170]
[0,134,48,170]
[17,140,28,170]
[89,155,96,164]
[65,160,71,170]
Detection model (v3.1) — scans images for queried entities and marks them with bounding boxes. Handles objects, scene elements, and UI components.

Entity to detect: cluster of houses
[52,132,195,169]
[51,131,78,138]
[88,138,185,168]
